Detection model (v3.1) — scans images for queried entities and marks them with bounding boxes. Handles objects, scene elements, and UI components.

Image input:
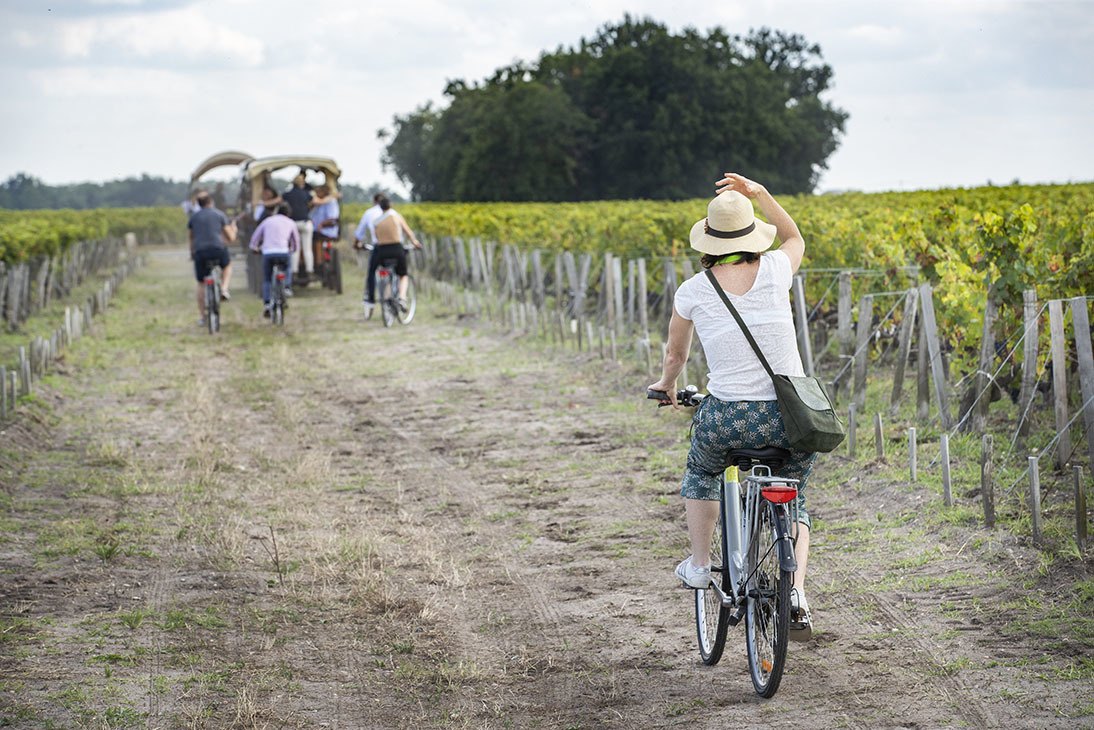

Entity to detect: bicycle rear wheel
[396,274,416,324]
[272,270,285,326]
[376,270,395,327]
[745,501,790,697]
[695,504,730,665]
[206,282,219,334]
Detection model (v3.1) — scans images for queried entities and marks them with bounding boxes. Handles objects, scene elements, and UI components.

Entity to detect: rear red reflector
[276,273,286,281]
[204,277,214,284]
[761,485,798,504]
[379,271,389,277]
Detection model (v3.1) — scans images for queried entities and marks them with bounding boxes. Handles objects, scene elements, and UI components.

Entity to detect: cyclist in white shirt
[648,172,817,640]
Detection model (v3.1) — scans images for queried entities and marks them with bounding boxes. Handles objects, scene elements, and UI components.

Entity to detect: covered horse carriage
[188,152,345,297]
[237,156,345,296]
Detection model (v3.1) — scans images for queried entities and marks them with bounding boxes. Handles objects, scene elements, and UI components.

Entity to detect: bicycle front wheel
[745,501,790,697]
[695,506,730,665]
[396,275,416,325]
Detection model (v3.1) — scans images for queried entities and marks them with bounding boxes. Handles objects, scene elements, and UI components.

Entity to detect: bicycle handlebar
[646,385,705,408]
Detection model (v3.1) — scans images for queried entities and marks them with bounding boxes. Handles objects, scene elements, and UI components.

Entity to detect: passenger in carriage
[283,173,315,278]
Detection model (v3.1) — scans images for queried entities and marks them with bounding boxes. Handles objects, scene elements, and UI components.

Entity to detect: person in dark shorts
[362,196,421,317]
[188,191,237,324]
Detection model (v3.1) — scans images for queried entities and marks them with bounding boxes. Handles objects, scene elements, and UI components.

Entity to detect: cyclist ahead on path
[249,203,300,317]
[648,172,818,639]
[352,193,385,251]
[188,191,237,325]
[362,196,421,317]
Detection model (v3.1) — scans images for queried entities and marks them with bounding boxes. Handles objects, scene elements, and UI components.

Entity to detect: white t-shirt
[672,250,804,401]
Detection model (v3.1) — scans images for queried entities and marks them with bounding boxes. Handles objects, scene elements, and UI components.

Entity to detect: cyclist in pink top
[249,204,300,316]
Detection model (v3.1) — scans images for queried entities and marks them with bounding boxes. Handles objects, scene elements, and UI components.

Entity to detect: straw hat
[689,191,776,256]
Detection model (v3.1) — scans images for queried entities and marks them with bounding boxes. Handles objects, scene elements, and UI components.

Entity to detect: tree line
[380,16,848,202]
[0,173,394,211]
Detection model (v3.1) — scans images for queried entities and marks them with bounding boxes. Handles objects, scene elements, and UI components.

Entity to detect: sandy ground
[0,247,1090,729]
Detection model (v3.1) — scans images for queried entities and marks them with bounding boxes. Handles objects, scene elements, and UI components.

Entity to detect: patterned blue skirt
[680,397,817,527]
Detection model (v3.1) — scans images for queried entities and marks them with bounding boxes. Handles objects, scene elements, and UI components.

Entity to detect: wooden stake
[1049,300,1071,469]
[981,434,995,528]
[1016,289,1039,443]
[1076,465,1087,552]
[1028,456,1043,544]
[941,433,953,507]
[909,426,917,482]
[1070,297,1094,470]
[874,412,885,460]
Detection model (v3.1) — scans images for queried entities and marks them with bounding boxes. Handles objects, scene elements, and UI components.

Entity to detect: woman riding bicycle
[648,172,817,639]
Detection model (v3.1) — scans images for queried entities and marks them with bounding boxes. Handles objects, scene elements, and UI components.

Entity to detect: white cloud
[845,24,905,46]
[41,6,265,68]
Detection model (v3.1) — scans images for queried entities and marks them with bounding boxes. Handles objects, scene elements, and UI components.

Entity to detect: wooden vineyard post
[602,253,615,337]
[626,259,636,331]
[941,434,953,507]
[554,253,564,316]
[917,313,930,421]
[1070,297,1094,470]
[837,272,853,400]
[971,293,998,434]
[890,288,919,418]
[530,250,545,309]
[1016,289,1039,443]
[1076,466,1088,552]
[919,283,953,429]
[792,274,814,377]
[612,257,624,339]
[662,259,678,327]
[981,434,995,528]
[874,412,885,460]
[637,258,649,341]
[848,403,857,459]
[909,427,917,482]
[1028,456,1043,544]
[1049,300,1072,469]
[853,294,874,410]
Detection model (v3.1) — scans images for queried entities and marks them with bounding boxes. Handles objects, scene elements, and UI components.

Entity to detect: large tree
[382,17,848,201]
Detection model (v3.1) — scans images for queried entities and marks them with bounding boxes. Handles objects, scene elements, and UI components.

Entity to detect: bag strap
[704,269,777,380]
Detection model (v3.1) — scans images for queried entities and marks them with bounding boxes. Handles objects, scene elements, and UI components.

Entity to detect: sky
[1,0,1092,196]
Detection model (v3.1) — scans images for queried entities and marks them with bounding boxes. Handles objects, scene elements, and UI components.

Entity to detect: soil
[0,247,1090,729]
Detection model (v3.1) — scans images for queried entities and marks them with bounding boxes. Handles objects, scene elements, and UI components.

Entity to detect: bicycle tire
[377,270,395,327]
[745,501,791,697]
[695,501,730,665]
[332,248,343,294]
[206,281,219,334]
[272,269,285,326]
[396,274,416,325]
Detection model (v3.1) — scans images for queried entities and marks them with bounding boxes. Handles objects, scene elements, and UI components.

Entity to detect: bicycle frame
[712,465,800,609]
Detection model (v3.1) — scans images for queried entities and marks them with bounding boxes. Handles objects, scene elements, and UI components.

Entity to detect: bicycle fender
[771,506,799,574]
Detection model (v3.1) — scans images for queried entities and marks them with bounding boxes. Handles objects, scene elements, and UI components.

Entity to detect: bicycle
[269,263,287,326]
[372,258,416,328]
[648,386,800,698]
[203,267,222,335]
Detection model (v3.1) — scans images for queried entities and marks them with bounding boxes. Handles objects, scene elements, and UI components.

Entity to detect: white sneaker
[789,587,813,642]
[363,301,374,320]
[675,556,711,589]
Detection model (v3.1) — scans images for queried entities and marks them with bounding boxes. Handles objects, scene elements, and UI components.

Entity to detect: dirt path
[0,247,1090,729]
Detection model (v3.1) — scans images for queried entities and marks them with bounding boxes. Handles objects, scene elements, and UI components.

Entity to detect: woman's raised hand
[715,172,764,199]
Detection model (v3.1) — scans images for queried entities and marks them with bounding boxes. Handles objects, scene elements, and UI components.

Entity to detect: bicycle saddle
[726,447,791,470]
